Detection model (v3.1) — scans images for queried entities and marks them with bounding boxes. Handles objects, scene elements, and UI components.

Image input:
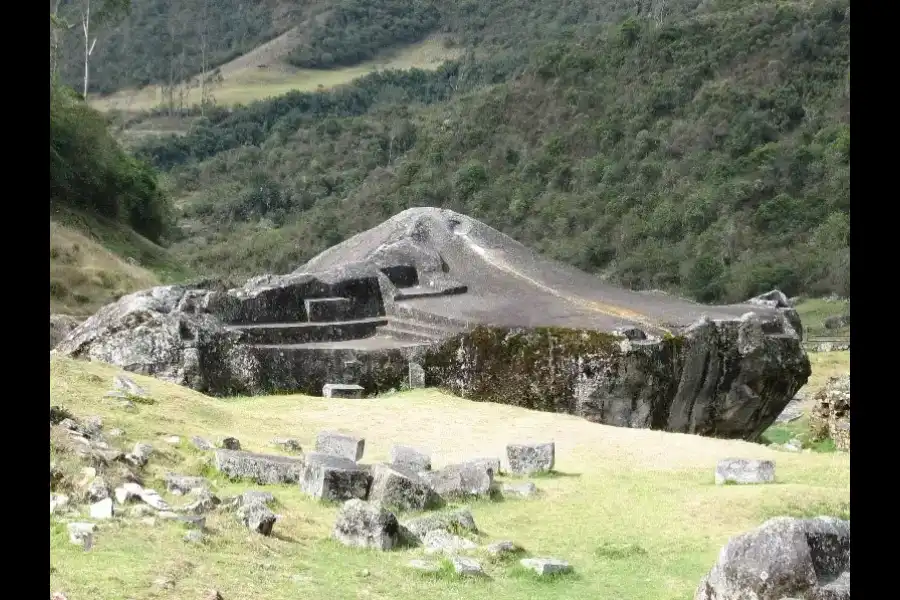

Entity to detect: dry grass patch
[50,221,159,316]
[50,356,849,600]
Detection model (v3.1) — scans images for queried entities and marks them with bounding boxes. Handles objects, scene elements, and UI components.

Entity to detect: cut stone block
[89,498,114,520]
[506,442,555,475]
[300,452,372,502]
[368,463,439,511]
[68,522,96,549]
[470,457,501,477]
[486,540,523,556]
[214,449,305,484]
[165,474,209,495]
[420,461,493,499]
[520,557,573,576]
[451,556,484,576]
[715,459,776,485]
[389,445,431,472]
[322,383,365,399]
[408,362,426,388]
[305,297,353,322]
[315,431,365,461]
[332,499,400,551]
[237,502,275,536]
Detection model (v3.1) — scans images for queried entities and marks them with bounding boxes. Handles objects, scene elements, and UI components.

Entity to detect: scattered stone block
[520,557,572,576]
[272,438,302,453]
[506,442,555,475]
[82,416,103,437]
[126,442,154,467]
[90,498,114,519]
[450,556,484,576]
[332,499,400,551]
[50,493,70,515]
[502,482,537,498]
[390,445,431,472]
[300,452,372,501]
[315,431,365,461]
[67,523,96,549]
[408,362,426,388]
[695,517,850,600]
[165,474,210,495]
[214,449,305,484]
[470,457,502,476]
[163,435,181,445]
[183,530,205,544]
[485,540,522,557]
[115,482,143,505]
[401,508,478,543]
[180,489,221,514]
[368,463,438,511]
[191,436,215,450]
[137,488,170,510]
[86,477,110,502]
[322,384,365,399]
[423,529,478,555]
[113,374,148,398]
[407,559,439,573]
[420,461,493,499]
[715,459,775,485]
[220,437,241,450]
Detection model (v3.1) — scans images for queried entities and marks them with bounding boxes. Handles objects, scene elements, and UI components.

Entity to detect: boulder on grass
[506,442,555,475]
[315,431,365,461]
[715,459,775,485]
[237,501,276,536]
[419,461,493,499]
[390,445,431,472]
[368,463,440,511]
[300,452,372,501]
[401,508,478,544]
[214,449,305,484]
[332,499,400,551]
[695,516,850,600]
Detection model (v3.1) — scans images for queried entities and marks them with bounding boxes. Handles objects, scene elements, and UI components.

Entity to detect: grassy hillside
[50,355,849,599]
[50,209,190,315]
[131,0,849,304]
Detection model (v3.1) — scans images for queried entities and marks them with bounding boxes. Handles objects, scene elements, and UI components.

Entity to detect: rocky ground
[50,355,848,600]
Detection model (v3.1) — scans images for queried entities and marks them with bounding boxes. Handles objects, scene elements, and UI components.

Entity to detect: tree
[75,0,130,98]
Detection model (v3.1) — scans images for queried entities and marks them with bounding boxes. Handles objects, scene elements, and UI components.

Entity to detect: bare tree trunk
[81,0,98,99]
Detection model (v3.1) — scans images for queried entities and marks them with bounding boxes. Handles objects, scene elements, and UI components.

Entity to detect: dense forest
[51,0,850,304]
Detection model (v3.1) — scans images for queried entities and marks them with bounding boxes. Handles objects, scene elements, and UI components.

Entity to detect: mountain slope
[137,0,849,303]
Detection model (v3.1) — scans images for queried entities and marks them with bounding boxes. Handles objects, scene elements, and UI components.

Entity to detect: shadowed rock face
[54,208,810,440]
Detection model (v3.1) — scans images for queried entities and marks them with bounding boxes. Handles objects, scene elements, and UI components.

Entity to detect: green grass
[795,298,850,339]
[50,356,849,600]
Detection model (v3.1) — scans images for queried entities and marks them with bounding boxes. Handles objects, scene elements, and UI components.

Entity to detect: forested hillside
[128,0,849,303]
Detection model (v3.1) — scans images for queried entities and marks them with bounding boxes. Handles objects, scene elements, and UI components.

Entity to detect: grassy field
[90,36,463,114]
[796,297,850,339]
[50,354,849,600]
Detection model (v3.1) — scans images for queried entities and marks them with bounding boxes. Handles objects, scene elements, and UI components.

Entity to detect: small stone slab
[715,459,776,485]
[485,540,522,556]
[401,508,478,543]
[237,502,275,535]
[470,457,501,477]
[390,445,431,472]
[407,559,439,573]
[67,523,96,549]
[126,442,154,468]
[450,556,484,576]
[214,449,305,485]
[332,499,400,551]
[220,437,241,450]
[179,489,221,514]
[520,557,572,576]
[50,493,70,515]
[775,399,805,424]
[89,498,114,519]
[323,383,365,399]
[300,452,372,502]
[368,463,438,511]
[420,461,493,499]
[502,482,537,498]
[315,431,365,461]
[423,529,478,555]
[506,442,555,475]
[191,436,215,451]
[272,438,302,453]
[165,474,210,495]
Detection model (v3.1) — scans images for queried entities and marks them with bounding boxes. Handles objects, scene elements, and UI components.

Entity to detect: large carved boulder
[695,516,850,600]
[53,285,264,395]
